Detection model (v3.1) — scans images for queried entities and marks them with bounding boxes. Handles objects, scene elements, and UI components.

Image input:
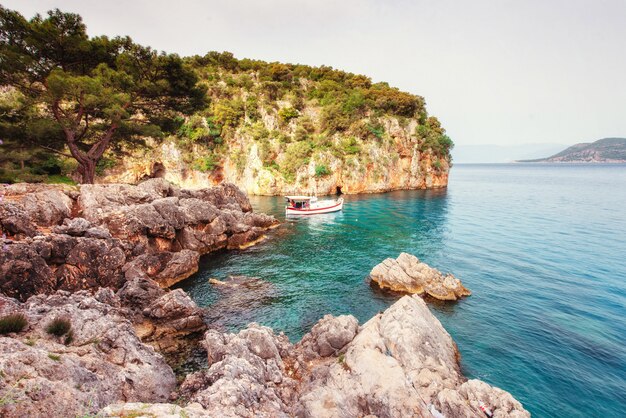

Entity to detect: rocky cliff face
[102,117,450,196]
[99,55,452,196]
[0,179,278,301]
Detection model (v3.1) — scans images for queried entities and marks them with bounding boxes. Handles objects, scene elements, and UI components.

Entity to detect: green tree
[0,7,206,183]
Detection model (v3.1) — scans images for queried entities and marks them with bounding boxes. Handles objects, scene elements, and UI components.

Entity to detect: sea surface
[179,164,626,417]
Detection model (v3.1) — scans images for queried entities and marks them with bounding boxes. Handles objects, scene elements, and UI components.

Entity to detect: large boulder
[0,290,176,418]
[122,249,200,288]
[0,183,75,237]
[296,296,528,418]
[0,234,132,301]
[117,277,206,355]
[178,324,297,418]
[77,180,275,255]
[370,252,471,300]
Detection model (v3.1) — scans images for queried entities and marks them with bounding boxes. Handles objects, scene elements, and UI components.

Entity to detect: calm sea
[179,164,626,417]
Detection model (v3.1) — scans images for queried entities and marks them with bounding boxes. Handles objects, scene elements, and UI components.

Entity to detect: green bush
[47,353,61,361]
[339,137,361,155]
[0,313,28,334]
[281,141,313,182]
[95,157,117,175]
[321,104,352,133]
[315,164,331,177]
[212,99,245,127]
[278,106,299,124]
[248,121,269,141]
[193,155,219,172]
[245,96,260,121]
[45,317,71,337]
[367,123,385,140]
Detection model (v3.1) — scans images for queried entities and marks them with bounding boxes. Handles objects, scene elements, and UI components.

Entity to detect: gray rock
[0,291,176,418]
[296,314,359,360]
[178,323,297,418]
[52,217,91,236]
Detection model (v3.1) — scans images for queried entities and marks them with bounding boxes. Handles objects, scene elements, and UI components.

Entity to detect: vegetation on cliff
[0,6,454,190]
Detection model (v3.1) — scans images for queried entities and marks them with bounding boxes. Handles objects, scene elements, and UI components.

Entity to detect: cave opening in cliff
[151,162,166,178]
[336,186,342,195]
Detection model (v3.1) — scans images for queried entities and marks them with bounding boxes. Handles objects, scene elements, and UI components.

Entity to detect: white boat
[285,195,343,215]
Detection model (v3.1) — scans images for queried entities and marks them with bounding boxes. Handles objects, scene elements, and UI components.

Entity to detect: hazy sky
[6,0,626,146]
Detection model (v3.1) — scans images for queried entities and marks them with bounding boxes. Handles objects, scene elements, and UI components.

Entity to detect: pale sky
[6,0,626,146]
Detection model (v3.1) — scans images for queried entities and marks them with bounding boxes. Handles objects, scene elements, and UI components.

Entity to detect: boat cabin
[285,196,317,209]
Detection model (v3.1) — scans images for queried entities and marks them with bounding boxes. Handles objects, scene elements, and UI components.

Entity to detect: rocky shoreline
[0,181,529,417]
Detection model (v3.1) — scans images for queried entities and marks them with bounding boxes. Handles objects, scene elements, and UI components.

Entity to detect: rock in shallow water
[370,252,471,300]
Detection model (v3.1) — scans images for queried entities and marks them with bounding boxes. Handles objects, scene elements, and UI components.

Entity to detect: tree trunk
[79,159,97,184]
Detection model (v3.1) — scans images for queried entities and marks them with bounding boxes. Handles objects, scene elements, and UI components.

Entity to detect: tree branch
[34,143,74,159]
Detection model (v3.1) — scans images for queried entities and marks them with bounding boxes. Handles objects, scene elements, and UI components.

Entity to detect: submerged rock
[370,252,471,300]
[205,276,279,327]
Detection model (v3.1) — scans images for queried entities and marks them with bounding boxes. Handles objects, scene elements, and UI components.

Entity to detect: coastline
[0,179,529,417]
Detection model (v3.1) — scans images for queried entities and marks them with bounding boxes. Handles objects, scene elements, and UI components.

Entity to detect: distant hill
[518,138,626,163]
[453,143,566,163]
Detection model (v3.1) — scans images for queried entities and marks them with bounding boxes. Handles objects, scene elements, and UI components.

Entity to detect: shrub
[0,313,28,334]
[281,141,313,182]
[339,137,361,155]
[47,353,61,361]
[45,317,71,337]
[315,164,331,177]
[321,104,352,133]
[367,123,385,140]
[193,155,219,172]
[278,106,299,124]
[64,329,74,345]
[212,99,245,127]
[245,95,260,121]
[95,157,117,175]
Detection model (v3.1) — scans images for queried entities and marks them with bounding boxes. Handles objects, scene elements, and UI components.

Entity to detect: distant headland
[517,137,626,163]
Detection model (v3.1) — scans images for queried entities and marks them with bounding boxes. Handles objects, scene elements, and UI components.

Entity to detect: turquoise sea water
[179,164,626,417]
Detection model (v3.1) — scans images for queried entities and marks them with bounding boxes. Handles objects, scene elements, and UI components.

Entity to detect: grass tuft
[0,313,28,335]
[45,317,71,337]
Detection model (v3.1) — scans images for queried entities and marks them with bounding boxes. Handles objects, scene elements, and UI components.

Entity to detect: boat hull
[286,199,343,215]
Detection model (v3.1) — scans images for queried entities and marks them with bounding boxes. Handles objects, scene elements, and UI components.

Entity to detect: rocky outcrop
[370,252,471,300]
[178,324,298,417]
[295,296,526,417]
[103,295,528,417]
[0,290,176,418]
[0,183,75,237]
[118,276,206,355]
[0,180,278,300]
[0,234,132,301]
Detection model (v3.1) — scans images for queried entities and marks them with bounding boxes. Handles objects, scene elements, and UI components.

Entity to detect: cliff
[518,137,626,163]
[100,52,452,195]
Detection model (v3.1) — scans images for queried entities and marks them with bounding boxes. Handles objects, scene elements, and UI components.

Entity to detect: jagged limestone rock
[370,252,471,300]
